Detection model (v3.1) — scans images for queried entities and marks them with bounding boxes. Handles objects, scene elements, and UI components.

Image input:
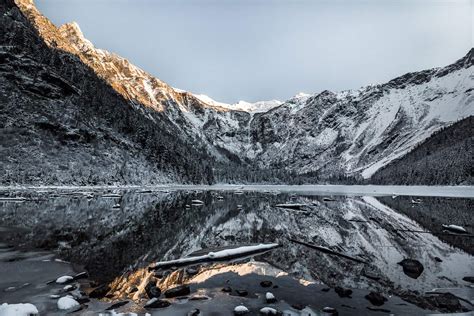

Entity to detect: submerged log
[289,238,367,264]
[149,243,281,271]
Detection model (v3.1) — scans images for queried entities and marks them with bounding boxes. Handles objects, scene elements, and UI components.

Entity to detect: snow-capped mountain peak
[192,94,282,113]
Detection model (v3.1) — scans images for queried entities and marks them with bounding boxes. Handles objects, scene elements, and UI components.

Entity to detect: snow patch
[0,303,38,316]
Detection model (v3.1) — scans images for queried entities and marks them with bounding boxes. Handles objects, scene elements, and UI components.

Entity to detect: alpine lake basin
[0,185,473,315]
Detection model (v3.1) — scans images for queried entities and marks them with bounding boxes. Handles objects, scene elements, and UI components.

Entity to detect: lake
[0,185,473,315]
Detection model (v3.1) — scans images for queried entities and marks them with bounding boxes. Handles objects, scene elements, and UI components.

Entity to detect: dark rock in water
[128,286,138,293]
[222,286,232,293]
[105,301,129,310]
[272,285,279,289]
[397,259,424,279]
[73,272,88,280]
[189,295,210,301]
[463,276,474,283]
[291,304,305,310]
[341,304,355,309]
[145,280,161,298]
[88,284,110,299]
[260,280,273,288]
[63,284,77,292]
[321,288,330,292]
[335,286,352,298]
[187,308,200,316]
[164,285,191,298]
[427,293,463,312]
[154,271,164,279]
[322,307,338,315]
[236,289,248,296]
[186,268,198,275]
[75,297,90,304]
[367,307,391,313]
[144,298,171,309]
[365,292,388,306]
[434,257,443,263]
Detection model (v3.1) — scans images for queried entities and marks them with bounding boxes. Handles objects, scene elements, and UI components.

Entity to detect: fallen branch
[289,238,367,264]
[393,229,474,238]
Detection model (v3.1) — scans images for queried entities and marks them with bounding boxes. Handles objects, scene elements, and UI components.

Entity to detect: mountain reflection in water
[0,189,472,301]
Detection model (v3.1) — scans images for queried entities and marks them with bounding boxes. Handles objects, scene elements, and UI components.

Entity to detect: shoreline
[0,184,473,198]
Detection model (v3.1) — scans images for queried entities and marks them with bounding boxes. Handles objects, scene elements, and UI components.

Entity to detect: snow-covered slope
[194,94,282,113]
[244,51,474,178]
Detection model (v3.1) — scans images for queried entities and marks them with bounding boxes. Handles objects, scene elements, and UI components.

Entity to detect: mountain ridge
[2,0,473,185]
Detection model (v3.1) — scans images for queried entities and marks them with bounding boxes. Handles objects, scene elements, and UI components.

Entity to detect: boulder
[145,280,161,298]
[398,259,424,279]
[427,293,463,313]
[164,285,190,298]
[88,284,110,299]
[144,298,171,309]
[365,292,387,306]
[334,286,352,298]
[236,289,248,297]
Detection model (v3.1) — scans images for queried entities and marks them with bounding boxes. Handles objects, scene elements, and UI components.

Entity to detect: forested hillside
[371,116,473,185]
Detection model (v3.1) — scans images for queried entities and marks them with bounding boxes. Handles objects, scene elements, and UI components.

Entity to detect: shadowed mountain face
[0,0,216,185]
[1,0,473,185]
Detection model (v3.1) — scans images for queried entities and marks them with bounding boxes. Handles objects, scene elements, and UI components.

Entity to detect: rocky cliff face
[0,0,217,185]
[1,0,473,185]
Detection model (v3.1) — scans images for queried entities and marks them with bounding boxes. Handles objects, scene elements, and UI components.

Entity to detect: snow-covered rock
[57,296,80,310]
[55,275,73,284]
[0,303,38,316]
[265,292,276,303]
[259,307,278,315]
[234,305,249,315]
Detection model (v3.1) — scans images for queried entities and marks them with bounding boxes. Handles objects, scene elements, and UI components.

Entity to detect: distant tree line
[370,116,473,185]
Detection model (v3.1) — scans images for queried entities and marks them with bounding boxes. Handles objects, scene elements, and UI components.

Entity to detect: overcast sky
[37,0,472,103]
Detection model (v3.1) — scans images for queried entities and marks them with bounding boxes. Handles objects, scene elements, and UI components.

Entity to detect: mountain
[1,0,472,185]
[0,0,217,185]
[193,94,282,113]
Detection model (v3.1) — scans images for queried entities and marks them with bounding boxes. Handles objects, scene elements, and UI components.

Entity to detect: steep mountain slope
[371,116,473,185]
[0,0,216,185]
[244,51,473,179]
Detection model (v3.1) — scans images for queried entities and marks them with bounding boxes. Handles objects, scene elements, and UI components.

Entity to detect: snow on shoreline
[0,184,472,198]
